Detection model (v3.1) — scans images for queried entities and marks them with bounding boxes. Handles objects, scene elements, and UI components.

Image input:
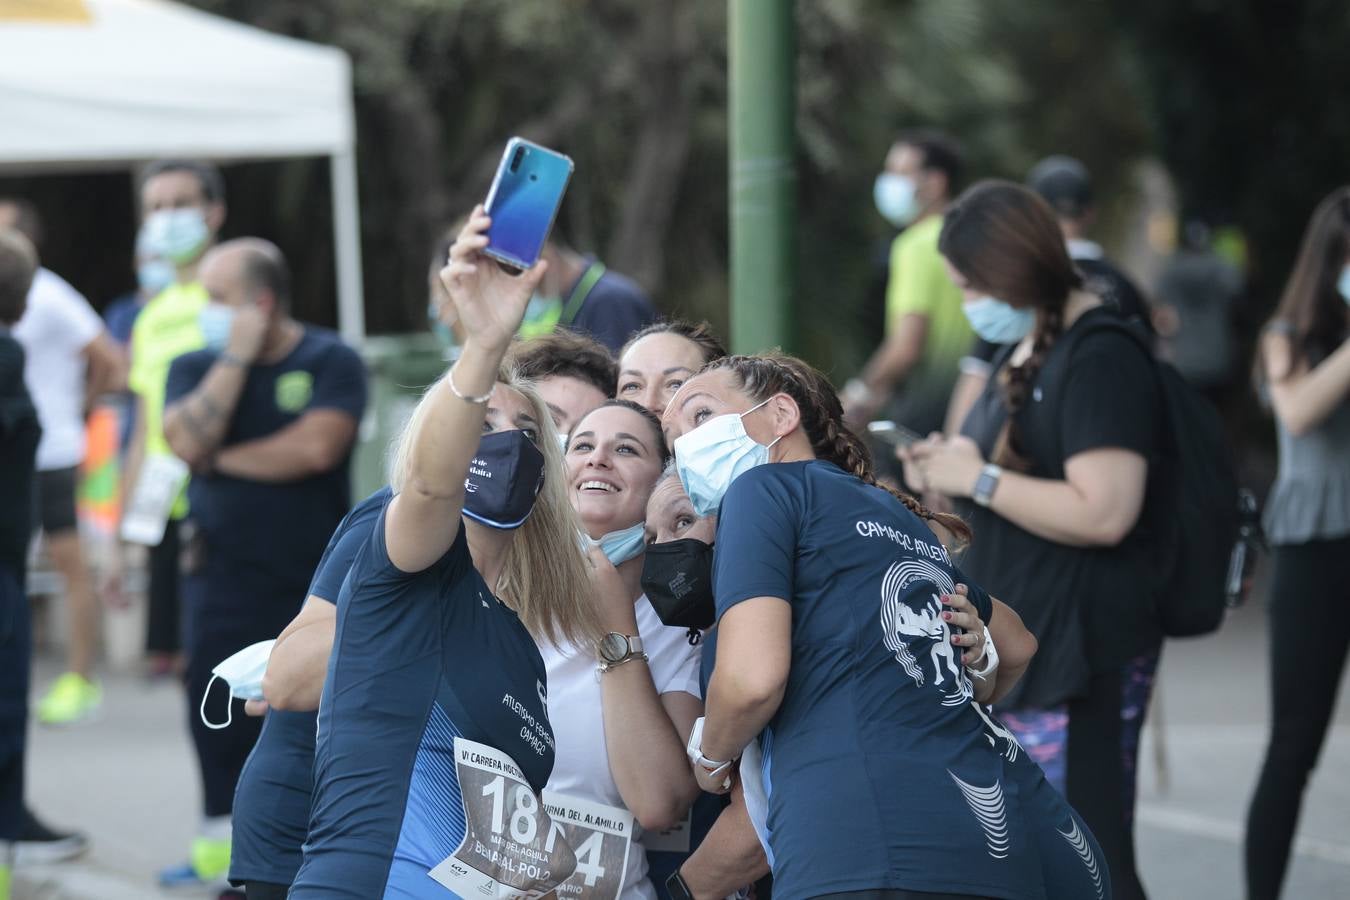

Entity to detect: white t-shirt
[541,595,703,900]
[13,268,104,471]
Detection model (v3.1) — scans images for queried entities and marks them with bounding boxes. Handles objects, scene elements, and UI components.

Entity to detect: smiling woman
[536,398,709,899]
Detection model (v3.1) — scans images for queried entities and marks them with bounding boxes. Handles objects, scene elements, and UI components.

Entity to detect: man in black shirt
[0,228,41,899]
[160,239,367,886]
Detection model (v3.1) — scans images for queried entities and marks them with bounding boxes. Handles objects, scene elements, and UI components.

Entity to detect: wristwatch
[665,868,696,900]
[596,632,646,674]
[972,463,1003,508]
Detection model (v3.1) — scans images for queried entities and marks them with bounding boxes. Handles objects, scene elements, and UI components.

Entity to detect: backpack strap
[558,261,607,328]
[1047,313,1158,465]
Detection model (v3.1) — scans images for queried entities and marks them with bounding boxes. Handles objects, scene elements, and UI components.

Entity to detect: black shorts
[32,465,79,535]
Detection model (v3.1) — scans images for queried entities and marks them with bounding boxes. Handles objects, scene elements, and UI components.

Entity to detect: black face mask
[641,539,715,639]
[461,430,546,530]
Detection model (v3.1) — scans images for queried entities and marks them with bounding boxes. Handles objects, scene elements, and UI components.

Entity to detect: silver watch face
[598,633,629,663]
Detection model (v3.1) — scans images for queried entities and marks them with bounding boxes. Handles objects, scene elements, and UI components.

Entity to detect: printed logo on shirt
[855,519,951,565]
[948,770,1011,859]
[275,371,314,413]
[878,557,972,708]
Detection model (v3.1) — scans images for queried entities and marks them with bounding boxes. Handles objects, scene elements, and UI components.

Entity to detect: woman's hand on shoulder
[439,205,548,353]
[942,584,989,666]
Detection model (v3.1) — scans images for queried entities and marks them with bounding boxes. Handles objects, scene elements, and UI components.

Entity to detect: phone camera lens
[529,174,538,182]
[510,146,525,173]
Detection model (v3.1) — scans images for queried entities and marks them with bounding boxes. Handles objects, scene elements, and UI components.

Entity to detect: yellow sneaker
[36,673,101,725]
[189,835,231,882]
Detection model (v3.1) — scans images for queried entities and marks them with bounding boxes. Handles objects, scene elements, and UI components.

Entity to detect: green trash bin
[352,333,450,500]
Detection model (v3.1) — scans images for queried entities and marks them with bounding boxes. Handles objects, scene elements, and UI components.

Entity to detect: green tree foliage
[182,0,1153,371]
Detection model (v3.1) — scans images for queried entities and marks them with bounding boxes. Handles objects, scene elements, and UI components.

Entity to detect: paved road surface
[15,598,1350,899]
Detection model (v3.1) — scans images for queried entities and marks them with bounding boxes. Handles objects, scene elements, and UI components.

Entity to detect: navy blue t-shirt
[229,487,391,887]
[291,499,555,899]
[713,460,1045,900]
[165,327,367,592]
[567,260,658,353]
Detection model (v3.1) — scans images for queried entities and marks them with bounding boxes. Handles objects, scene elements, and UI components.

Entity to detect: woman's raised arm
[385,208,546,573]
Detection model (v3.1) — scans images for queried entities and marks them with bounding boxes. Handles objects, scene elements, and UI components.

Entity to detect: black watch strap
[665,868,695,900]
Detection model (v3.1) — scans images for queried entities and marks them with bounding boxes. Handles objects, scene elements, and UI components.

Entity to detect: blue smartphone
[483,137,574,271]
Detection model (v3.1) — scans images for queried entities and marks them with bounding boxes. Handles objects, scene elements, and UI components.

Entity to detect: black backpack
[1055,318,1242,637]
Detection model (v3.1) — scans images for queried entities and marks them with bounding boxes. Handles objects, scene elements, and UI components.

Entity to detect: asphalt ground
[14,597,1349,899]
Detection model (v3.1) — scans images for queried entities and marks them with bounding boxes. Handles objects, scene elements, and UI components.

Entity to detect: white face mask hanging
[199,639,276,730]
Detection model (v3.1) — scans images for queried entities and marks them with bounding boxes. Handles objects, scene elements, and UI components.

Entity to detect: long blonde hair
[388,365,602,650]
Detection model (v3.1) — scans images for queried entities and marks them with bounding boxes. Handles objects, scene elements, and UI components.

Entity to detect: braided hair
[939,180,1084,470]
[702,353,972,546]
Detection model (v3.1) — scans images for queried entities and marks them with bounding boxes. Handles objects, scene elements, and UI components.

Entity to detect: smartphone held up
[483,137,573,272]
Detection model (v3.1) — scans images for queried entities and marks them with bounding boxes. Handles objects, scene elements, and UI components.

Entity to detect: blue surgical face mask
[142,208,210,265]
[198,303,235,353]
[199,639,275,730]
[1338,265,1350,305]
[581,522,648,566]
[874,173,920,228]
[137,259,176,298]
[962,295,1036,344]
[674,398,780,518]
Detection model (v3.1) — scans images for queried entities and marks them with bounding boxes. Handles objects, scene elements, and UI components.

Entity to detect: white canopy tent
[0,0,365,342]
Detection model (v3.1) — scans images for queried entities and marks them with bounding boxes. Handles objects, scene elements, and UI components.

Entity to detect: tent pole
[330,149,365,344]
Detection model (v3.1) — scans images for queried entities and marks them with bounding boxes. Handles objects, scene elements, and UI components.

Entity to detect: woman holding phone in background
[903,181,1162,899]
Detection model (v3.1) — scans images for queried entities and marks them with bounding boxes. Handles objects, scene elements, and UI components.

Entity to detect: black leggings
[244,882,289,900]
[1065,664,1150,900]
[1245,536,1350,899]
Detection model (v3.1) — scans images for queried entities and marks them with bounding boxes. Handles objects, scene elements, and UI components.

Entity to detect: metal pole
[331,149,366,345]
[729,0,796,354]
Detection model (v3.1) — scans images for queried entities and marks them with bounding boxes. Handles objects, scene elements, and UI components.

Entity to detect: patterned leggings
[999,653,1159,900]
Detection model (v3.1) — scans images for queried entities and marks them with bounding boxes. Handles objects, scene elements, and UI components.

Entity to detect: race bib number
[540,792,634,900]
[120,454,189,546]
[641,811,691,854]
[429,739,577,898]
